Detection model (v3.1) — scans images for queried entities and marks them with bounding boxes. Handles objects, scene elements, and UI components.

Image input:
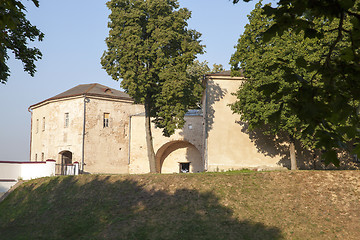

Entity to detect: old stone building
[29,71,285,174]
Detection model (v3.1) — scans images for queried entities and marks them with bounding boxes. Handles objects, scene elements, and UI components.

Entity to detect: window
[41,152,44,161]
[103,113,109,128]
[35,153,37,162]
[42,117,45,131]
[36,119,39,133]
[64,113,69,128]
[180,163,190,173]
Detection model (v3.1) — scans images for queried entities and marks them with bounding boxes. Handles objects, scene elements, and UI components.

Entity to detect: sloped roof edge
[206,70,244,77]
[29,83,133,109]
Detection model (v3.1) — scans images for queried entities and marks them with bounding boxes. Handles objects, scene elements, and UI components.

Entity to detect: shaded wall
[204,75,285,171]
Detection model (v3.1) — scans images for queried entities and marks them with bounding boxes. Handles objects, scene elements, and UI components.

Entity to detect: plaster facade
[30,97,84,165]
[0,160,56,192]
[204,74,284,171]
[30,92,144,174]
[29,73,286,175]
[128,113,203,174]
[82,97,143,173]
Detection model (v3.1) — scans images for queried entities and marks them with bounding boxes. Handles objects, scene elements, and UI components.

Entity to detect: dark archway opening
[62,151,72,165]
[57,151,73,175]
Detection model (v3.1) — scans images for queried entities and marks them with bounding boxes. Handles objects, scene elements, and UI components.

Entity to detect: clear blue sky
[0,0,260,160]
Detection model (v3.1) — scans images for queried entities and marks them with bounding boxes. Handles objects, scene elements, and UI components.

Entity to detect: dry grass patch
[0,171,359,239]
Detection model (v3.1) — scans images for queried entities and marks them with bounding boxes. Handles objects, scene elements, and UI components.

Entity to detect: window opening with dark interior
[180,162,190,173]
[64,113,69,128]
[42,117,45,131]
[104,113,109,127]
[61,151,72,165]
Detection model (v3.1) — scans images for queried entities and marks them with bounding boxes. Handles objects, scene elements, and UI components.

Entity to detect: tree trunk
[144,101,157,173]
[289,135,297,170]
[312,150,317,170]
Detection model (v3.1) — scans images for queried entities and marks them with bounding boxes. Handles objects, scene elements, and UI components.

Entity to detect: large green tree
[186,60,225,82]
[230,1,352,168]
[233,0,360,165]
[101,0,204,172]
[0,0,43,84]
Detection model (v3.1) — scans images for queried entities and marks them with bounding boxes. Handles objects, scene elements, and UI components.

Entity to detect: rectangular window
[42,117,45,131]
[180,163,190,173]
[64,113,69,128]
[35,153,37,162]
[36,119,39,133]
[41,152,44,161]
[103,113,109,128]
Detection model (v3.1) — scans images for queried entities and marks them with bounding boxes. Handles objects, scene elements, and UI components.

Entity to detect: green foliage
[210,63,224,73]
[0,0,44,84]
[230,2,316,150]
[186,60,225,77]
[232,0,360,164]
[186,60,210,80]
[101,0,204,137]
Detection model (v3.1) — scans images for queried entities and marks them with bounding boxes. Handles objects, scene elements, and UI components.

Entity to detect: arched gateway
[57,150,73,175]
[155,141,203,173]
[60,151,72,165]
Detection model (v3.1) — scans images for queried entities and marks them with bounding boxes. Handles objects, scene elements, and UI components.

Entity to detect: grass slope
[0,171,359,240]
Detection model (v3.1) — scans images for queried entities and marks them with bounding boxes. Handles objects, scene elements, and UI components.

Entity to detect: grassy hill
[0,171,359,240]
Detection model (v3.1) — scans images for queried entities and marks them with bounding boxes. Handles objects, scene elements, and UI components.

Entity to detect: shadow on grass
[0,176,283,239]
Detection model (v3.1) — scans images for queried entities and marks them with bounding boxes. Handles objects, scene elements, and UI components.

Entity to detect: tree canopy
[231,2,312,169]
[232,0,360,164]
[0,0,44,84]
[101,0,204,172]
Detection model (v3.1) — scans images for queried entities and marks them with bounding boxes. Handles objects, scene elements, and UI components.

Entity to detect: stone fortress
[29,71,287,174]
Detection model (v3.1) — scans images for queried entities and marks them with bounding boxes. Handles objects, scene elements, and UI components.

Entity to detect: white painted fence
[0,160,56,192]
[65,163,79,175]
[55,162,80,176]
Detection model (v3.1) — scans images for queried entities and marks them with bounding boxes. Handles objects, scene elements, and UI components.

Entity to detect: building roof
[51,83,131,100]
[131,109,202,117]
[206,70,244,77]
[30,83,132,109]
[206,70,231,76]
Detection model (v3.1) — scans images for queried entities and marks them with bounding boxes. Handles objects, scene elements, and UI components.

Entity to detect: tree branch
[325,11,344,68]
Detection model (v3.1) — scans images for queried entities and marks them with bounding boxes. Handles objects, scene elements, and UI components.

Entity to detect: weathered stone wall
[83,97,143,174]
[129,115,203,174]
[30,96,144,174]
[30,97,84,164]
[204,75,285,171]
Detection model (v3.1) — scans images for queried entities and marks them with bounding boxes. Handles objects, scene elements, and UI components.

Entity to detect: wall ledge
[0,179,17,182]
